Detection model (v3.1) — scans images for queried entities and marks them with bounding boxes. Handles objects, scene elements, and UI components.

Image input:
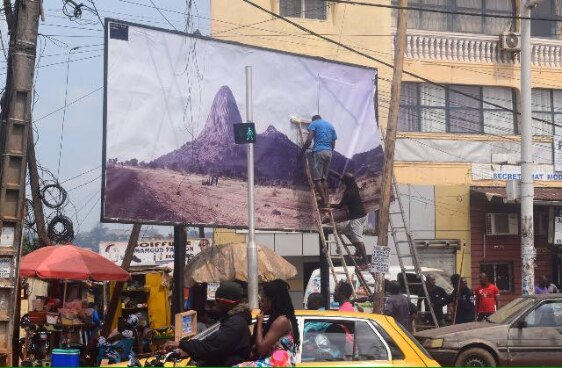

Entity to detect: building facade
[210,0,562,302]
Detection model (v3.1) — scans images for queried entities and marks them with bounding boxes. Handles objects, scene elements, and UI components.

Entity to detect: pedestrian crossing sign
[234,122,256,144]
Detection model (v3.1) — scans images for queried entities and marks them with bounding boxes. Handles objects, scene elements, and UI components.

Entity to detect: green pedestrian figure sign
[246,126,255,142]
[234,122,256,144]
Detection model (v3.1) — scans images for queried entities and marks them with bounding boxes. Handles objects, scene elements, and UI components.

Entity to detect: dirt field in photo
[104,165,381,230]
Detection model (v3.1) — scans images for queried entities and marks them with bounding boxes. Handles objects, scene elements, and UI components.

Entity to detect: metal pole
[520,0,535,296]
[246,66,258,309]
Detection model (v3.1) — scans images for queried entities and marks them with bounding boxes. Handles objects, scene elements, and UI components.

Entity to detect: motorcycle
[19,314,51,365]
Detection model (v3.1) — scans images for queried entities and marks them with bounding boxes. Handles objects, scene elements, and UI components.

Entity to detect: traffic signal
[234,122,256,144]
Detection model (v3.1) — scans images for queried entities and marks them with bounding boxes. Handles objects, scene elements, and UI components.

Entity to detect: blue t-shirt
[308,119,337,152]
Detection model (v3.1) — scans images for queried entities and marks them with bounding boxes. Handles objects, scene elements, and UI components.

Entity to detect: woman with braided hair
[238,279,300,367]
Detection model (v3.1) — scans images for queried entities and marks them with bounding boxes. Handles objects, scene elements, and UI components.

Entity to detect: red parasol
[20,244,130,281]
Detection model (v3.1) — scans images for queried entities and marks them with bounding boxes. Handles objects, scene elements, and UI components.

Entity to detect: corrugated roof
[471,186,562,201]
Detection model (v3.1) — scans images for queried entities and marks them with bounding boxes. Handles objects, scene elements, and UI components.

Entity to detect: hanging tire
[455,347,496,367]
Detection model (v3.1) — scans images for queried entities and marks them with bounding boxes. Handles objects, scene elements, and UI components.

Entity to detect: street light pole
[246,66,258,309]
[520,0,536,295]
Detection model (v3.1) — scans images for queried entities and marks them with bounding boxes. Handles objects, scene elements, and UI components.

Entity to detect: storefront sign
[472,163,562,181]
[0,258,11,279]
[99,238,212,266]
[370,246,390,273]
[554,209,562,245]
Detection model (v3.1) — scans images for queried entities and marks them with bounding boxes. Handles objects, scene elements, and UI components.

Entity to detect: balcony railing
[402,30,562,68]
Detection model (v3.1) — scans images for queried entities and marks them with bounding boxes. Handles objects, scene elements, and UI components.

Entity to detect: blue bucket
[51,348,80,367]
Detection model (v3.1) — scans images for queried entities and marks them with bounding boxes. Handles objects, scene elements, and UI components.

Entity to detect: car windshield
[488,297,535,324]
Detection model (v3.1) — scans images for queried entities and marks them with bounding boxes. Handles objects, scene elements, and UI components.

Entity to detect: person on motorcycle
[165,281,252,366]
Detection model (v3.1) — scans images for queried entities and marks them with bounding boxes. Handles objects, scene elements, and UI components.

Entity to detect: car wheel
[455,347,496,367]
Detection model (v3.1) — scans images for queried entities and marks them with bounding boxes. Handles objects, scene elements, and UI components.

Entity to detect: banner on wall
[98,238,211,267]
[102,20,382,231]
[472,163,562,182]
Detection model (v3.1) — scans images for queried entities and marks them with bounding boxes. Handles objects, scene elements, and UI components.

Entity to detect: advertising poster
[103,20,381,230]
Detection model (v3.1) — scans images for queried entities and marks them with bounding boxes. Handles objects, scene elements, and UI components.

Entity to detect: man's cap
[215,281,243,304]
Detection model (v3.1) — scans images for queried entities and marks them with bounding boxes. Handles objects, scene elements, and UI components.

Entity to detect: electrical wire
[326,0,561,22]
[56,47,77,180]
[60,165,101,184]
[241,0,562,132]
[148,0,178,31]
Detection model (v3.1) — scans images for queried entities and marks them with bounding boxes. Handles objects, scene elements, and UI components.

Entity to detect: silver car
[414,294,562,366]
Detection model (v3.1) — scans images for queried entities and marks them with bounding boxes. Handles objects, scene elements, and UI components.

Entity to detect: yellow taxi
[105,310,439,367]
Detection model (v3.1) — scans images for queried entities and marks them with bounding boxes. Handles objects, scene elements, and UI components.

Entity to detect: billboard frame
[101,18,379,229]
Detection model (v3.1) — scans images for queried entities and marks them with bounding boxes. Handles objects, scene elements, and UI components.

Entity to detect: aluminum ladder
[291,117,373,302]
[389,178,439,330]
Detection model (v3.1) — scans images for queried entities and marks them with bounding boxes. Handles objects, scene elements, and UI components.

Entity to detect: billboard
[99,238,212,267]
[102,19,382,230]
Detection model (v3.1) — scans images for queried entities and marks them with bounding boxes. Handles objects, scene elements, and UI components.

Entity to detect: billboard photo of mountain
[103,20,382,231]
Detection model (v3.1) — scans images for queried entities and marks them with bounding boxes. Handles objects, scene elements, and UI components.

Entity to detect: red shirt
[475,284,499,313]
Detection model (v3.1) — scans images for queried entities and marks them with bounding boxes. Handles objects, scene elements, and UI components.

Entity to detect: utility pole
[373,0,408,313]
[520,0,536,295]
[27,128,50,246]
[0,0,41,364]
[246,66,258,309]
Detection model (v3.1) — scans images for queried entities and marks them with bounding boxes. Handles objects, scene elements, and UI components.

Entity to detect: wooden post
[100,224,141,337]
[373,0,408,314]
[27,127,50,246]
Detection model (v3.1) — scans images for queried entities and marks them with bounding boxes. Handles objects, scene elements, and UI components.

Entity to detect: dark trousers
[477,312,493,321]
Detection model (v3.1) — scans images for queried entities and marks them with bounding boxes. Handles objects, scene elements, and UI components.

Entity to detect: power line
[60,165,101,184]
[34,86,102,123]
[67,174,101,192]
[241,0,562,131]
[148,0,178,31]
[326,0,561,22]
[56,48,77,180]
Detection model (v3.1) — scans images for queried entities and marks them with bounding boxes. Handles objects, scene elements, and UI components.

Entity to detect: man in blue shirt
[300,115,337,208]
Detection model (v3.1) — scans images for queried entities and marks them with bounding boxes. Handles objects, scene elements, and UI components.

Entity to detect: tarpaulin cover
[102,20,382,230]
[184,242,297,287]
[20,244,130,281]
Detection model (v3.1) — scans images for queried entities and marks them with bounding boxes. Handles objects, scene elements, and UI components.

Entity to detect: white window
[399,83,517,135]
[279,0,327,20]
[392,0,512,35]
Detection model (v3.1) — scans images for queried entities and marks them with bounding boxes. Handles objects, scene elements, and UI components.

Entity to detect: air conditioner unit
[500,32,521,51]
[486,213,519,236]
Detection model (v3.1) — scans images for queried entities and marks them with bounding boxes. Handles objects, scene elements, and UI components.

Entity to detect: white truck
[304,266,454,314]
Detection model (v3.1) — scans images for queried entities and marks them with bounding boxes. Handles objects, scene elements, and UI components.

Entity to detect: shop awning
[471,186,562,202]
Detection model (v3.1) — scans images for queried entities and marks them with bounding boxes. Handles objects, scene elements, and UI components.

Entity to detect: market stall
[19,244,130,367]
